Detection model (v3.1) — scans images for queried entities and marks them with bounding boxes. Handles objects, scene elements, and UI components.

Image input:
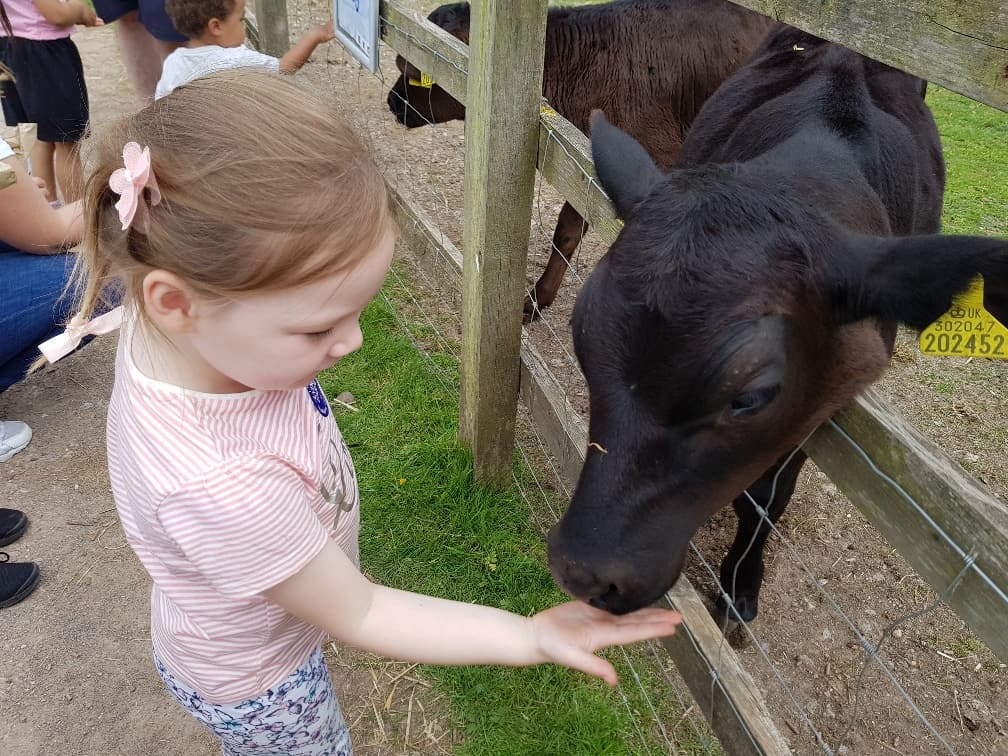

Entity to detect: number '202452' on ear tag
[919,276,1008,359]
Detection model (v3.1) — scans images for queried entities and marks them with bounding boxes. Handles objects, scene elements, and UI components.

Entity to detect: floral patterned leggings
[155,647,352,755]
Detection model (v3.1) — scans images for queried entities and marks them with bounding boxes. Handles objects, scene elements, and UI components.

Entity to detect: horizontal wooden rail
[378,0,1007,113]
[390,182,790,756]
[727,0,1007,113]
[379,0,469,103]
[537,107,620,245]
[804,394,1008,661]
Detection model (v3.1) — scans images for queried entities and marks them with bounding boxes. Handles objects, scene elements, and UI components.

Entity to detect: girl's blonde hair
[75,69,392,325]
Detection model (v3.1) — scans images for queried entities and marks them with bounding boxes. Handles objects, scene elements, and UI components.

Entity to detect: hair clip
[109,142,161,233]
[38,306,124,363]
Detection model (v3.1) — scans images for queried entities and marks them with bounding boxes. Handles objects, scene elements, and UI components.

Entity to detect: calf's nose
[550,555,642,615]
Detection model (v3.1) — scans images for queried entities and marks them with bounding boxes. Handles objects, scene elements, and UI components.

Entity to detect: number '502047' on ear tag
[919,276,1008,359]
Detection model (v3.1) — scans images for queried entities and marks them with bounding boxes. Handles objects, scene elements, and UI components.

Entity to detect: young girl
[44,70,682,754]
[0,0,103,202]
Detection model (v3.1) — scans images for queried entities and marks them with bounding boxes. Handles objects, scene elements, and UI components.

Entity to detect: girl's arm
[279,22,335,74]
[0,157,83,252]
[32,0,102,27]
[264,540,681,685]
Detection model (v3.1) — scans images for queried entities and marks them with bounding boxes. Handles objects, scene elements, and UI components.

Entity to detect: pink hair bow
[38,306,124,363]
[109,142,161,232]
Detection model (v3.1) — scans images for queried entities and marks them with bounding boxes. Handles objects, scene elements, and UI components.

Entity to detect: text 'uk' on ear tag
[919,276,1008,359]
[408,72,434,88]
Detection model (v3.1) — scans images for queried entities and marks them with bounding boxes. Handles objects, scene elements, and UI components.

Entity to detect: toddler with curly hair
[156,0,332,99]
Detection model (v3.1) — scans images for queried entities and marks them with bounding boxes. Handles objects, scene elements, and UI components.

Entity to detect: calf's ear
[589,111,660,220]
[834,233,1008,328]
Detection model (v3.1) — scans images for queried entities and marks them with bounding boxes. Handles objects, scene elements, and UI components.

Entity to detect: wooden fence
[249,0,1008,752]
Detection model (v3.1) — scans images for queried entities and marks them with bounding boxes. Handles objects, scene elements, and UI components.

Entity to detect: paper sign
[333,0,379,73]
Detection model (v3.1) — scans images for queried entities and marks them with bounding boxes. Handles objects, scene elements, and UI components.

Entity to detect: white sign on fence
[332,0,379,73]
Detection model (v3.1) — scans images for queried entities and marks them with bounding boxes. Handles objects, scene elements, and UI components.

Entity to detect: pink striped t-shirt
[107,325,360,703]
[0,0,73,40]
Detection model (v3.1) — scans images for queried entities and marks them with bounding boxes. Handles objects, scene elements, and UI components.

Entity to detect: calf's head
[547,114,1008,614]
[387,3,469,127]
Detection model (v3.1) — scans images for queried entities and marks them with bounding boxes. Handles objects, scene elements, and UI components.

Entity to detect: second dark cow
[387,0,776,321]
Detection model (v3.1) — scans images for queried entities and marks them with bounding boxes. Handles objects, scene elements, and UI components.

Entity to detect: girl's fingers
[613,607,683,626]
[592,617,681,650]
[559,647,619,686]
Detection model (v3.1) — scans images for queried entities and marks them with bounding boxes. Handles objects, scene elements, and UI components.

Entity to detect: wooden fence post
[251,0,290,57]
[460,0,549,486]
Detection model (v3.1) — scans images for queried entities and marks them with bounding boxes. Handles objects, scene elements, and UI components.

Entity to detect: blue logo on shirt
[306,380,330,417]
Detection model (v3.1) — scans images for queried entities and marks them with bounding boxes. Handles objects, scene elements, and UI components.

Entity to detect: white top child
[156,0,334,99]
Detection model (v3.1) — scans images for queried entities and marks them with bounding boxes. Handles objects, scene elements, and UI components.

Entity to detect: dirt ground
[2,4,1006,755]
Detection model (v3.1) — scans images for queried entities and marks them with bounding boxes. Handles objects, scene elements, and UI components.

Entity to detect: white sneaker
[0,421,32,462]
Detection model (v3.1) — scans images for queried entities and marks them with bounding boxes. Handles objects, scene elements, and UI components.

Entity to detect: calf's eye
[730,384,781,417]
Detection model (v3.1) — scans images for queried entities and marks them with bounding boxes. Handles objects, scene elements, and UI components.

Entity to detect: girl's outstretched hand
[530,601,682,686]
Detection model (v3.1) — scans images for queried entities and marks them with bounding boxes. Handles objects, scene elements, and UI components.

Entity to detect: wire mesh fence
[278,0,1008,753]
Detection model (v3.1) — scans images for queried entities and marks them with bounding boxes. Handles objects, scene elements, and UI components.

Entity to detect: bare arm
[264,540,681,685]
[0,157,84,252]
[32,0,103,27]
[279,22,334,74]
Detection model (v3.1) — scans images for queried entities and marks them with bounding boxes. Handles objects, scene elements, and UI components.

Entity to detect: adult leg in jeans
[0,248,71,603]
[0,248,76,393]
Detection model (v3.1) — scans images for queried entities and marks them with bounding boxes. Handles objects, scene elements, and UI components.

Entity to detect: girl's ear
[833,232,1008,329]
[207,18,223,37]
[143,270,199,334]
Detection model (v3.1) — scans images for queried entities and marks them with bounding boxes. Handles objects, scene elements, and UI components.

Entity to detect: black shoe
[0,553,40,608]
[0,508,28,547]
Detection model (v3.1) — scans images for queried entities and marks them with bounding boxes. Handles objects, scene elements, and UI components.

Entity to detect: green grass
[317,277,710,755]
[927,86,1008,236]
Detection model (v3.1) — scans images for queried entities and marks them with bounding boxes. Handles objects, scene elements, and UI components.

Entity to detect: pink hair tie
[108,142,161,233]
[38,306,124,364]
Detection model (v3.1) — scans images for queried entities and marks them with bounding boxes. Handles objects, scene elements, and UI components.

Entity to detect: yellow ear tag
[408,72,434,88]
[919,276,1008,358]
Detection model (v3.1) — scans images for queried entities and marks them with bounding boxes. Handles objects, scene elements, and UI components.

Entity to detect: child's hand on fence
[530,601,682,686]
[313,21,336,44]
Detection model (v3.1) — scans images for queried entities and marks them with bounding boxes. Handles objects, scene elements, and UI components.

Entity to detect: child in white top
[155,0,333,99]
[46,70,681,753]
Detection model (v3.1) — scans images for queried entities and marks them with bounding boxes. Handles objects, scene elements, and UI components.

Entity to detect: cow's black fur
[547,26,1008,621]
[387,0,775,321]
